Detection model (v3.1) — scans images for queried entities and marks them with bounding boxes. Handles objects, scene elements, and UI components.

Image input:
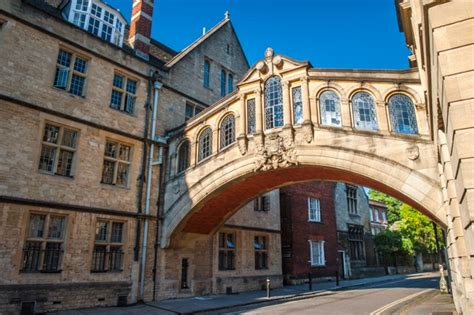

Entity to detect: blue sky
[107,0,410,69]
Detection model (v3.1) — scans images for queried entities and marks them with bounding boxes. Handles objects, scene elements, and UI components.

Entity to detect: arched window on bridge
[352,92,378,130]
[388,94,418,135]
[177,140,190,173]
[198,127,212,162]
[220,114,235,149]
[319,90,342,127]
[264,76,284,129]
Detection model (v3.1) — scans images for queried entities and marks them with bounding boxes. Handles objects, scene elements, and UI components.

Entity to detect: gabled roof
[164,14,249,69]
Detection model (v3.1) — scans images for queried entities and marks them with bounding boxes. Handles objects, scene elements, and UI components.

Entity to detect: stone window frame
[386,93,419,135]
[346,184,358,215]
[101,139,133,187]
[307,197,321,222]
[91,219,126,273]
[53,47,89,97]
[254,235,268,270]
[218,232,236,271]
[109,71,139,115]
[309,240,325,266]
[176,139,191,174]
[38,121,80,178]
[21,212,67,273]
[219,114,236,150]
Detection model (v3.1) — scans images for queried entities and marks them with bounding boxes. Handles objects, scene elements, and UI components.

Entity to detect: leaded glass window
[292,86,304,125]
[101,140,131,186]
[352,92,378,130]
[320,90,342,127]
[220,115,235,149]
[264,76,284,129]
[53,49,88,96]
[388,94,418,134]
[198,128,212,161]
[177,140,190,173]
[247,99,256,135]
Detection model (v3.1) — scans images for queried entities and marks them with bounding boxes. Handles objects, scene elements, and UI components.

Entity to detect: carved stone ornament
[237,135,247,155]
[254,133,298,172]
[302,122,313,143]
[407,145,420,160]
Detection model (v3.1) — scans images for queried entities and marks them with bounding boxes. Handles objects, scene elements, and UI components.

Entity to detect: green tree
[368,190,402,223]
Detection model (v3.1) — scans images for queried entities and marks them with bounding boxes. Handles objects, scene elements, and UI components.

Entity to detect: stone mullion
[301,77,311,123]
[254,89,263,133]
[282,80,291,127]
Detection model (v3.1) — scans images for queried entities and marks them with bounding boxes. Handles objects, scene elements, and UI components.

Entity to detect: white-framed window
[67,0,125,46]
[308,197,321,222]
[369,208,374,221]
[381,211,387,223]
[374,209,380,222]
[309,240,325,266]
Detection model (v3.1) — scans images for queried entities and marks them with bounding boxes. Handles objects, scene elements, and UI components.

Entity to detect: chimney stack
[129,0,154,60]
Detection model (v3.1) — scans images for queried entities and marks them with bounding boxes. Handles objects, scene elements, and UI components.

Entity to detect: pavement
[56,272,456,315]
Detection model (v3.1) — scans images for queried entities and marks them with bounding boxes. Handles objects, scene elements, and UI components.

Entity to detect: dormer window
[65,0,126,46]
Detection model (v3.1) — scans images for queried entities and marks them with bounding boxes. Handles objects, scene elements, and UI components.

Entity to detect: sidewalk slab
[403,292,458,315]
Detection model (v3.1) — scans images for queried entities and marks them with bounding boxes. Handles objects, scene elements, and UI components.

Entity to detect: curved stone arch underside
[162,144,445,248]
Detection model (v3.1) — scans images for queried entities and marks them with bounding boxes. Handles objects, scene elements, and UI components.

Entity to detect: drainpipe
[140,76,162,301]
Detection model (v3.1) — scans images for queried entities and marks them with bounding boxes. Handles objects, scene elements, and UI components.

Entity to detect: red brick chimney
[129,0,154,59]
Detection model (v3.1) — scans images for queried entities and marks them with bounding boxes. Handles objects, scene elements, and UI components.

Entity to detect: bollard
[308,272,312,291]
[266,277,271,298]
[336,269,339,286]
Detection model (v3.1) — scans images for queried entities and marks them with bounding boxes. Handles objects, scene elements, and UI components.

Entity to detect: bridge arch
[163,49,443,248]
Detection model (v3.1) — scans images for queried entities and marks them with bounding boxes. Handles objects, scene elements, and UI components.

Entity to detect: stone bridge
[162,49,444,248]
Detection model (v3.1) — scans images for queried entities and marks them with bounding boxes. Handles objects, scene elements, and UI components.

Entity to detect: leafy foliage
[368,190,402,223]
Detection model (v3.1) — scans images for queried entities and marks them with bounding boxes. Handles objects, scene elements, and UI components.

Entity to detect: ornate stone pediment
[254,133,298,171]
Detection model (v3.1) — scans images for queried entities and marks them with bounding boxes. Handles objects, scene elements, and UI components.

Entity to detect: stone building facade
[0,0,248,313]
[397,1,474,312]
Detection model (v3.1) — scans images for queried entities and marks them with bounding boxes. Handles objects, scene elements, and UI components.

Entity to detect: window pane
[75,0,89,11]
[126,80,137,94]
[227,74,233,94]
[39,145,57,173]
[73,57,88,73]
[48,216,66,239]
[389,94,418,134]
[43,124,60,144]
[247,99,256,134]
[111,222,123,243]
[185,104,194,120]
[105,141,118,158]
[104,11,114,24]
[101,24,112,41]
[92,245,107,271]
[28,214,46,238]
[198,128,212,161]
[101,160,115,184]
[113,74,124,88]
[91,3,102,17]
[203,60,210,88]
[110,90,123,110]
[264,76,284,129]
[88,17,100,35]
[109,246,123,271]
[118,144,131,161]
[352,92,377,130]
[22,241,42,272]
[292,86,304,125]
[220,115,235,149]
[320,91,341,126]
[43,242,62,271]
[220,69,226,97]
[56,149,74,176]
[95,221,108,242]
[177,141,190,173]
[57,50,71,67]
[116,162,129,186]
[54,67,69,89]
[124,94,135,113]
[62,129,78,148]
[69,74,85,96]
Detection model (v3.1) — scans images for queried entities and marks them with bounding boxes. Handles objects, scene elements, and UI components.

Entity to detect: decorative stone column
[282,80,292,127]
[237,94,247,155]
[301,76,313,143]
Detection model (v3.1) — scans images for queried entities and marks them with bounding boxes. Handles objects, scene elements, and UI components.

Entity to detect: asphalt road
[212,273,439,315]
